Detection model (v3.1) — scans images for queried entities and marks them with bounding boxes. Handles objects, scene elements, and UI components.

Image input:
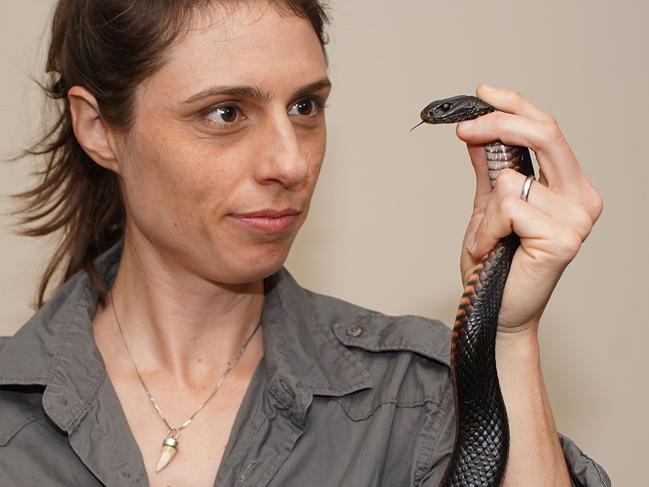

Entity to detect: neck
[100,233,265,384]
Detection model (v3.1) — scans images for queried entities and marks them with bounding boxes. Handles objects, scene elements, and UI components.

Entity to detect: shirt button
[346,325,364,337]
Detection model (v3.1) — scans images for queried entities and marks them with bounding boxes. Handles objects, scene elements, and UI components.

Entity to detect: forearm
[496,323,571,486]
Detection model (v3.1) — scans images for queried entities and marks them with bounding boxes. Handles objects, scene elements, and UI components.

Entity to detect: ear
[68,86,121,173]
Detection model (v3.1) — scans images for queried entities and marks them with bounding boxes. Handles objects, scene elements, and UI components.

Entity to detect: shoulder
[305,287,451,366]
[276,268,451,368]
[0,336,9,352]
[303,287,454,419]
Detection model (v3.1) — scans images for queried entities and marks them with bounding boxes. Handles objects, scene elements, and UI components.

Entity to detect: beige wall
[1,1,646,484]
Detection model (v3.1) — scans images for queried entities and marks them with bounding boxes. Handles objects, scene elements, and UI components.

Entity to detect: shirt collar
[0,239,372,432]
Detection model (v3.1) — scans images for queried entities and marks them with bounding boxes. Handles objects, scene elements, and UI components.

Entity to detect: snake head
[420,95,495,124]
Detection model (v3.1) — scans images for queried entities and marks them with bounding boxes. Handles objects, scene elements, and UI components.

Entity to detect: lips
[229,208,301,233]
[231,208,300,218]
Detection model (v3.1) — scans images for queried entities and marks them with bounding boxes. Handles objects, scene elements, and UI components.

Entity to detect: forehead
[141,2,327,103]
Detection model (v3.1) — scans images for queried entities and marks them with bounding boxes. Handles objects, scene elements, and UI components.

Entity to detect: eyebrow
[182,78,332,105]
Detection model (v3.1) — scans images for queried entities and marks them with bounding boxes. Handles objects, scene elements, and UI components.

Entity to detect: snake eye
[439,103,452,112]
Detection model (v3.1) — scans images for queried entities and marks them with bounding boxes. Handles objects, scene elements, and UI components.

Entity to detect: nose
[254,112,309,188]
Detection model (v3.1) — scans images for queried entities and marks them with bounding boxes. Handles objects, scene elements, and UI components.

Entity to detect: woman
[0,0,609,486]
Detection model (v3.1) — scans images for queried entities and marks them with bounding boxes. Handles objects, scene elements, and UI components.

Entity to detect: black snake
[418,95,535,486]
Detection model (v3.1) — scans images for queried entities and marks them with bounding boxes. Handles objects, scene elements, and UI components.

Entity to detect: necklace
[108,290,261,473]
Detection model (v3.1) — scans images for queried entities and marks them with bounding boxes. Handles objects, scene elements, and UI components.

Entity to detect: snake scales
[419,95,535,486]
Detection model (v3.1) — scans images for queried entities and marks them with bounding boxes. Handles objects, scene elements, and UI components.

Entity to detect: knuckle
[578,181,604,222]
[537,113,557,125]
[543,120,565,144]
[512,90,527,109]
[494,169,520,195]
[492,111,509,130]
[556,230,583,259]
[498,195,519,215]
[589,191,604,219]
[573,207,595,237]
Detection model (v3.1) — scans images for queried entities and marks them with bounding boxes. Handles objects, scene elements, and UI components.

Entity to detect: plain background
[1,1,646,484]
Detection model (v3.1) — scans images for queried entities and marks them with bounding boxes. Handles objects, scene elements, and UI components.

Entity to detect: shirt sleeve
[559,433,611,487]
[417,427,611,486]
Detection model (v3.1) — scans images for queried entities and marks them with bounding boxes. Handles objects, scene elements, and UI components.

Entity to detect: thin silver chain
[109,289,261,436]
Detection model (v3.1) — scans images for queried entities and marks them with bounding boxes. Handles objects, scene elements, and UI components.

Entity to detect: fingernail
[480,83,495,91]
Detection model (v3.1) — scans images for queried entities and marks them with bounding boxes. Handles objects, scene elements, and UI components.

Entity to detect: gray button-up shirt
[0,241,610,486]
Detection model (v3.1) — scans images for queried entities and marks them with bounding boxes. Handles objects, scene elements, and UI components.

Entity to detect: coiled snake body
[419,96,535,487]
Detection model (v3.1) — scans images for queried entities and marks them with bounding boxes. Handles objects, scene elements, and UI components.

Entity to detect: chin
[217,243,292,285]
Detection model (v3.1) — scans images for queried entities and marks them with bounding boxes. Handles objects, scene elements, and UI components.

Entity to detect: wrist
[496,323,541,365]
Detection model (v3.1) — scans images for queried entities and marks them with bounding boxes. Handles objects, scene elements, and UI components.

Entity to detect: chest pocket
[0,386,46,446]
[330,312,452,421]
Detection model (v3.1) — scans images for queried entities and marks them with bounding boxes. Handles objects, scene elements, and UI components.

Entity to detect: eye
[288,97,324,117]
[204,104,242,125]
[439,103,452,112]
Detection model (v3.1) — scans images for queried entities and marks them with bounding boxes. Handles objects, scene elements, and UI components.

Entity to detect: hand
[456,85,603,333]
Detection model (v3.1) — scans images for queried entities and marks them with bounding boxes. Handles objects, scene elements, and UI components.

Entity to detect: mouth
[228,208,302,234]
[231,208,301,218]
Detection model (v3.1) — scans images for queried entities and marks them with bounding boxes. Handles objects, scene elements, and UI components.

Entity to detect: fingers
[457,110,580,188]
[457,84,590,194]
[466,169,593,260]
[476,84,553,123]
[457,85,604,255]
[453,86,605,332]
[458,86,603,224]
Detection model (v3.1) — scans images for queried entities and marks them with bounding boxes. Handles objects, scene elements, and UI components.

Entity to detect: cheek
[308,153,324,186]
[302,128,326,181]
[119,129,229,233]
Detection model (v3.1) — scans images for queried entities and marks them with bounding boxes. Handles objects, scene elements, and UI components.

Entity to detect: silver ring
[520,175,535,202]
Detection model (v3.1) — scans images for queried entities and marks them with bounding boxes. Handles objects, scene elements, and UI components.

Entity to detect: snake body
[419,96,535,486]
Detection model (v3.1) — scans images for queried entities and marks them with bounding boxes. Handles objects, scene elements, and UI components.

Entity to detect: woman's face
[114,3,330,284]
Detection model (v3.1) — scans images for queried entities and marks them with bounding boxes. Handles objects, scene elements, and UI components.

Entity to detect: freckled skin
[112,5,331,286]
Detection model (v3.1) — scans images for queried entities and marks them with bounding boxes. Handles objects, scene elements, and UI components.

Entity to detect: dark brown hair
[9,0,329,309]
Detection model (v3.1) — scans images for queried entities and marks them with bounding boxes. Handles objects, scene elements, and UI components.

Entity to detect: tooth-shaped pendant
[155,435,179,472]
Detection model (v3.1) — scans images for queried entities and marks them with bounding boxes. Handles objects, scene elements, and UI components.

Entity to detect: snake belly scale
[419,95,535,486]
